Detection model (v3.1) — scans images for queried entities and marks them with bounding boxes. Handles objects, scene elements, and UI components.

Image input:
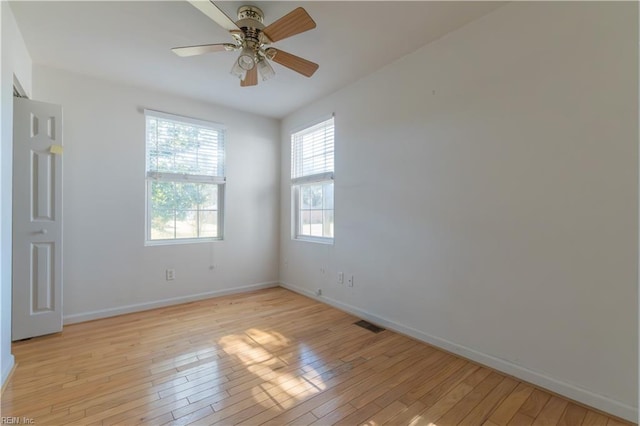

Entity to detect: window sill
[292,236,334,245]
[145,237,223,247]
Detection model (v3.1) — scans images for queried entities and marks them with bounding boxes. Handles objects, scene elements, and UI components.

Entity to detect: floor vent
[354,320,385,333]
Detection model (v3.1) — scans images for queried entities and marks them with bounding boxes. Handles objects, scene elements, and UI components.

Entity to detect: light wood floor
[0,287,631,425]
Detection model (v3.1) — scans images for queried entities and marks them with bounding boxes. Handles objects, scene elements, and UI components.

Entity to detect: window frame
[144,109,226,246]
[293,179,334,244]
[290,115,335,244]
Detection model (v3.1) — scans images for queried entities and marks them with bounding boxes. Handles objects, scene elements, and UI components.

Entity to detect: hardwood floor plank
[334,400,386,426]
[459,376,519,425]
[399,357,469,405]
[285,411,318,425]
[140,411,175,425]
[31,407,87,424]
[101,397,190,426]
[349,348,445,409]
[221,356,372,425]
[509,412,536,426]
[310,351,427,418]
[309,402,357,425]
[422,370,504,425]
[558,402,587,426]
[0,288,630,426]
[250,365,377,425]
[360,400,408,425]
[608,418,633,426]
[167,404,213,426]
[532,396,569,426]
[417,362,481,408]
[371,352,451,408]
[383,400,427,425]
[582,410,611,426]
[518,388,552,419]
[67,393,161,426]
[486,382,535,426]
[408,373,479,425]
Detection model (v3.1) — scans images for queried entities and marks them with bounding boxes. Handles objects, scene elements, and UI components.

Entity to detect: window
[145,110,225,244]
[291,116,334,242]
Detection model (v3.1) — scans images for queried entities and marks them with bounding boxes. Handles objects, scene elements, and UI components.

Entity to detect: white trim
[147,172,226,184]
[144,236,222,247]
[63,282,278,325]
[13,76,27,98]
[292,235,334,245]
[292,180,335,242]
[144,109,225,131]
[1,355,15,388]
[279,281,638,423]
[291,172,334,185]
[637,5,640,422]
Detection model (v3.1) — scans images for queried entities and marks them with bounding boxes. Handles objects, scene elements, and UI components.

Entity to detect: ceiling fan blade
[263,7,316,43]
[187,0,239,32]
[270,49,319,77]
[241,67,258,87]
[172,43,236,57]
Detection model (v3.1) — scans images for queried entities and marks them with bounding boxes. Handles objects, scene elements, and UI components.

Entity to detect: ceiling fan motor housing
[236,5,268,52]
[237,6,263,23]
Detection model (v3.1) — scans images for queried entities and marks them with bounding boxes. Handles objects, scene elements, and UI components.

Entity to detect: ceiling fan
[172,1,319,87]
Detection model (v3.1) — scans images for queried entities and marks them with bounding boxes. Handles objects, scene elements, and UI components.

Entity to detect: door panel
[32,150,56,221]
[13,97,63,340]
[32,242,54,312]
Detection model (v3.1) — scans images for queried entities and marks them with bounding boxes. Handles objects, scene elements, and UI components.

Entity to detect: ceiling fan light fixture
[237,46,256,71]
[230,60,247,80]
[257,59,275,81]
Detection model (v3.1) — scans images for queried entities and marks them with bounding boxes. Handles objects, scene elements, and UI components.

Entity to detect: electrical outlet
[166,269,175,281]
[347,275,354,287]
[338,272,344,284]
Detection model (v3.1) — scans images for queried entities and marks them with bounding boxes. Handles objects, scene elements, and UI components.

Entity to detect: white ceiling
[10,1,503,119]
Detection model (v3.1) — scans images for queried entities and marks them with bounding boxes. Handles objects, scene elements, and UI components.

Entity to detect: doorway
[11,88,63,340]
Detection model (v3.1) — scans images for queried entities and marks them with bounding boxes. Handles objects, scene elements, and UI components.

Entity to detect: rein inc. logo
[1,418,34,425]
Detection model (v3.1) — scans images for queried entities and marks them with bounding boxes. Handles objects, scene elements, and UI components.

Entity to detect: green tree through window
[145,111,225,242]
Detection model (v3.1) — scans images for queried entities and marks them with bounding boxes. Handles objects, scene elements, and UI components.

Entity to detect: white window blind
[146,110,225,183]
[144,110,226,243]
[291,117,334,183]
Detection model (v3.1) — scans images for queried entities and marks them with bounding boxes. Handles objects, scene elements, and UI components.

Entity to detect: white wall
[280,2,638,421]
[33,66,280,322]
[0,2,32,387]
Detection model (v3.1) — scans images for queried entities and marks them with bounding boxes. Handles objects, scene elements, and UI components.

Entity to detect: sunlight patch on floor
[219,329,326,409]
[408,415,437,426]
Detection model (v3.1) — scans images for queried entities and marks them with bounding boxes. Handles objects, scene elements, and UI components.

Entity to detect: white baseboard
[63,282,279,325]
[1,354,15,390]
[279,281,638,423]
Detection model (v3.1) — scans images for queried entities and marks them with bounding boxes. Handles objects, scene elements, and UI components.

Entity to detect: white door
[12,97,63,340]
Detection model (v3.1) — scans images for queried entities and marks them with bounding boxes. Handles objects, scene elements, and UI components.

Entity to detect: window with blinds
[291,117,334,183]
[145,110,226,244]
[291,116,334,242]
